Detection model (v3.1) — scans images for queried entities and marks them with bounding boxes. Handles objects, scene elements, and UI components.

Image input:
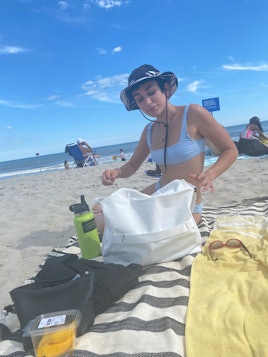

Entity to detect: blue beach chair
[65,143,95,167]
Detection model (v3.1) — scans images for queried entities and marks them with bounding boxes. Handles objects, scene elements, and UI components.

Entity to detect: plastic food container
[29,310,81,357]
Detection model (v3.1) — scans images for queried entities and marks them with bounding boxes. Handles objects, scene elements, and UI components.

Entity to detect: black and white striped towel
[0,197,267,357]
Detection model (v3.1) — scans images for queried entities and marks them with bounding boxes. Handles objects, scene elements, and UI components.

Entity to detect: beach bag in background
[101,179,202,266]
[10,271,95,338]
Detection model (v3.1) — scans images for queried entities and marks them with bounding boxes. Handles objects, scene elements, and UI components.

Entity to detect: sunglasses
[208,238,252,260]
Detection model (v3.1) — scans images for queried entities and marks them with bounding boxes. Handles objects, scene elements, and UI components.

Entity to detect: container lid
[29,309,81,335]
[69,195,90,214]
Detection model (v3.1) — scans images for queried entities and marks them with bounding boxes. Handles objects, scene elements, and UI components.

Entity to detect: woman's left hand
[188,172,215,193]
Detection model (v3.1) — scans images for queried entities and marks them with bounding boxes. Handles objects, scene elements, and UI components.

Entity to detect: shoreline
[0,152,266,181]
[0,157,268,308]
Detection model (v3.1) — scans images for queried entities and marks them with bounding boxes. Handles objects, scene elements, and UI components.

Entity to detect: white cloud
[82,73,128,103]
[48,95,73,106]
[97,46,122,54]
[6,126,12,130]
[187,80,205,93]
[34,4,86,25]
[222,63,268,71]
[227,56,235,62]
[94,0,122,9]
[55,100,74,107]
[0,99,41,109]
[57,1,70,10]
[0,46,28,55]
[84,90,112,102]
[83,2,91,10]
[97,47,107,54]
[112,46,122,54]
[47,95,60,101]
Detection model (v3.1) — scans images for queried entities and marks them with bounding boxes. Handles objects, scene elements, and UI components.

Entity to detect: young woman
[244,116,268,144]
[97,64,238,225]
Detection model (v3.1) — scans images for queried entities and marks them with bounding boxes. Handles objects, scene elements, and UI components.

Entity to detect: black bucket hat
[120,64,178,111]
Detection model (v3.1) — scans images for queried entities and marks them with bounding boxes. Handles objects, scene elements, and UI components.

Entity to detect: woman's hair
[249,116,263,132]
[130,78,167,99]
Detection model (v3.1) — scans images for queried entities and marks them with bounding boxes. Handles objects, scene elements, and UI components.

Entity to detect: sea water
[1,121,268,180]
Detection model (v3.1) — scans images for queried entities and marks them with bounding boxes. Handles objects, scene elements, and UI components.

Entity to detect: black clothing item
[34,254,143,315]
[3,254,142,348]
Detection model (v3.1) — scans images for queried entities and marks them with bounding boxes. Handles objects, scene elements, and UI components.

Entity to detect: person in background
[94,64,238,228]
[145,163,162,177]
[77,138,93,155]
[119,148,126,161]
[77,138,97,165]
[64,160,69,170]
[244,117,268,142]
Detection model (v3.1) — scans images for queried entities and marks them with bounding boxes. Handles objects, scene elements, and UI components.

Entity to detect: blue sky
[1,0,268,161]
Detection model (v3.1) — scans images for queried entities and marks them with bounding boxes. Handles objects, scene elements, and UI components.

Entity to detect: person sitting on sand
[64,160,69,170]
[77,138,97,165]
[93,64,238,231]
[77,138,93,155]
[244,117,267,140]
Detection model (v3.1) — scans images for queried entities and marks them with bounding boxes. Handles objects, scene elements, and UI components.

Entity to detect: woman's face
[132,80,167,117]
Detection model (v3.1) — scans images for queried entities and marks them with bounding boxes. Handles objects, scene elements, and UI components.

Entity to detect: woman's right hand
[102,168,120,186]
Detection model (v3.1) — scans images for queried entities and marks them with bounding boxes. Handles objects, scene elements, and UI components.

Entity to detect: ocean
[1,121,268,180]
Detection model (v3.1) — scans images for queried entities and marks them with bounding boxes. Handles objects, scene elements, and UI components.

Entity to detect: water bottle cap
[69,195,90,214]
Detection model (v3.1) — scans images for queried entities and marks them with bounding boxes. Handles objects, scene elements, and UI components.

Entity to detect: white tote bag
[101,179,202,266]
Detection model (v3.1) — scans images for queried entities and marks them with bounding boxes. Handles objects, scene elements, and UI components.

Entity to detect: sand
[0,157,267,308]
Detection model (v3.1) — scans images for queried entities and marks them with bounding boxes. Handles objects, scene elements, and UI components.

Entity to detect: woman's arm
[102,126,150,185]
[188,104,238,192]
[83,141,93,151]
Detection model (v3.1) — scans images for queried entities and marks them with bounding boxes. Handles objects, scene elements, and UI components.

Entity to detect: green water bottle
[69,195,101,259]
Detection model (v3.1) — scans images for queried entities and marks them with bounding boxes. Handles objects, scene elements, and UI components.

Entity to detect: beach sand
[0,157,267,309]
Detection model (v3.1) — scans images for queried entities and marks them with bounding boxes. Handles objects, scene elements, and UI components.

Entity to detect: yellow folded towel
[185,215,268,357]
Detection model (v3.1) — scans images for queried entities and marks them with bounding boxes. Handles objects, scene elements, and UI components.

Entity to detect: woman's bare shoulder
[187,104,214,125]
[188,103,209,115]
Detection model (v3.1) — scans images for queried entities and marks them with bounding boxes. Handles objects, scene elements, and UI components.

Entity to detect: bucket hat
[120,64,178,111]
